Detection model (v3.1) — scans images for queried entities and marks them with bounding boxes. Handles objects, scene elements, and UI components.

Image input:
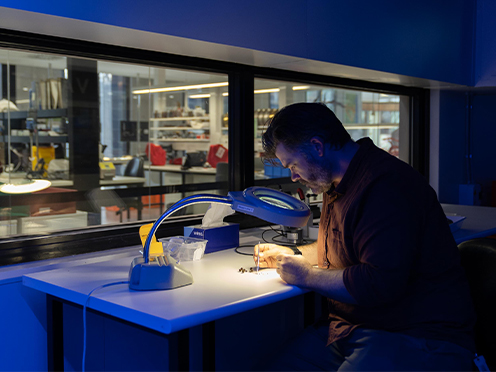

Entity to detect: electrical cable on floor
[82,280,129,372]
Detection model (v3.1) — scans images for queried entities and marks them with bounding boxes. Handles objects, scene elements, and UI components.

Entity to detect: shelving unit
[5,135,68,144]
[149,116,211,151]
[0,108,67,120]
[1,109,69,142]
[138,83,228,152]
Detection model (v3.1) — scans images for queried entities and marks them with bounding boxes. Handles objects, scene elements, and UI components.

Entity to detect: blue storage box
[184,223,239,254]
[264,159,291,178]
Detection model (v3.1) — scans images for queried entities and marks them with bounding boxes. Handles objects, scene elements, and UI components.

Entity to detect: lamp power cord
[82,280,129,372]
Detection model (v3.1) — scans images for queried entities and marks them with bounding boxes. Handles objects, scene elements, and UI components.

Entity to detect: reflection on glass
[259,196,293,210]
[0,48,230,238]
[253,79,409,205]
[253,79,408,180]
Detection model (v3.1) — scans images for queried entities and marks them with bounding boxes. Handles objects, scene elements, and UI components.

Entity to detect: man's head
[262,102,351,160]
[261,103,352,194]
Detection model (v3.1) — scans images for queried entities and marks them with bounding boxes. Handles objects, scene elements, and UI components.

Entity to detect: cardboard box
[184,223,239,254]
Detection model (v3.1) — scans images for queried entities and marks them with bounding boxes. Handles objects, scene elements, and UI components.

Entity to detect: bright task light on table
[129,186,311,291]
[0,179,51,194]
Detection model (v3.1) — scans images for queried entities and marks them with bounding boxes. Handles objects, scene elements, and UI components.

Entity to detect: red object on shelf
[145,143,166,166]
[207,144,228,168]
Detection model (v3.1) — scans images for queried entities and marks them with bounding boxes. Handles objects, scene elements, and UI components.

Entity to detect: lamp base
[128,254,193,290]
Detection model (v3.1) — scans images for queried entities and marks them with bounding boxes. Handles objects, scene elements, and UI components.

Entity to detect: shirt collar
[326,137,374,197]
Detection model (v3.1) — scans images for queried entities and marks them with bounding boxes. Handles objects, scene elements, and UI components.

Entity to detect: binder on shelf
[39,80,47,110]
[49,79,59,109]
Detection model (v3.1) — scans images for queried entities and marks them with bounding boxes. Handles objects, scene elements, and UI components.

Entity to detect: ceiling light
[254,88,280,94]
[189,94,211,99]
[133,82,228,95]
[292,86,310,91]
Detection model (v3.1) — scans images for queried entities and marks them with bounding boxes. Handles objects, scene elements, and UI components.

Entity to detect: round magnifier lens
[259,195,293,210]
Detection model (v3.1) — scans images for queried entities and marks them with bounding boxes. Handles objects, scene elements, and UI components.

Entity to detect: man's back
[318,138,476,351]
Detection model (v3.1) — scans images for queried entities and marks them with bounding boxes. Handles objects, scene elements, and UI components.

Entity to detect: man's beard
[299,157,334,194]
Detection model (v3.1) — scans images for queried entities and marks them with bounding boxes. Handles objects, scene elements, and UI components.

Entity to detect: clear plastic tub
[162,236,208,262]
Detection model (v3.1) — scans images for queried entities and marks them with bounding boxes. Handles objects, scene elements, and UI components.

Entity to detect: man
[255,102,476,371]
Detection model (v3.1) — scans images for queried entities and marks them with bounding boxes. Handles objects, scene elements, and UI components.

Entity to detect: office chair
[123,156,144,177]
[86,189,127,223]
[458,237,496,370]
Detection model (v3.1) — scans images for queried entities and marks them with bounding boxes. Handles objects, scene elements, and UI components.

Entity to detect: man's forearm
[298,241,318,265]
[304,268,357,305]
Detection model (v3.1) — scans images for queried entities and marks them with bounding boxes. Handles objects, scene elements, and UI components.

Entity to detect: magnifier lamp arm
[143,194,232,263]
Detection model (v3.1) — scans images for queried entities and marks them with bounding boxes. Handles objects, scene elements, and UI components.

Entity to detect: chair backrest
[458,238,496,369]
[124,157,144,177]
[86,188,127,210]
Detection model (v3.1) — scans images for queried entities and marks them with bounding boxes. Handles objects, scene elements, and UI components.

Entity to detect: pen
[257,241,260,273]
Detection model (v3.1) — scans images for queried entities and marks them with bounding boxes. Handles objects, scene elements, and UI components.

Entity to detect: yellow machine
[31,145,55,171]
[99,162,116,180]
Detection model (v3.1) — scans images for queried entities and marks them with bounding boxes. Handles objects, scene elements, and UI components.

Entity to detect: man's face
[275,142,334,194]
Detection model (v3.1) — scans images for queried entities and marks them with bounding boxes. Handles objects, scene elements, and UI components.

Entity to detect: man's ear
[309,137,325,157]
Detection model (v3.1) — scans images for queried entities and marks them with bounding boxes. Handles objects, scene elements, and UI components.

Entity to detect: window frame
[0,28,429,265]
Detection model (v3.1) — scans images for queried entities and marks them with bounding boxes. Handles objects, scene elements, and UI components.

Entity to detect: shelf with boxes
[0,108,67,120]
[0,108,68,141]
[149,116,211,152]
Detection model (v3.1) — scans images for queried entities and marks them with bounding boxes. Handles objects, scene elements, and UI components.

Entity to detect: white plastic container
[162,236,208,262]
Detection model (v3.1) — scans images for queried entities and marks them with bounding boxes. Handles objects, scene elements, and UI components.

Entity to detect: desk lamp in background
[0,83,52,194]
[129,186,311,290]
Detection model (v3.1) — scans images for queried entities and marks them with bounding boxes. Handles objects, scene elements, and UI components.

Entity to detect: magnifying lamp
[129,186,311,290]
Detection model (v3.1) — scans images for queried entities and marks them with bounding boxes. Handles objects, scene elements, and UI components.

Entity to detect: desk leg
[47,295,64,371]
[303,292,316,328]
[203,321,215,371]
[168,328,190,371]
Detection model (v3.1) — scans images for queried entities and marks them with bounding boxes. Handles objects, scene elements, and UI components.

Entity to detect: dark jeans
[262,323,474,371]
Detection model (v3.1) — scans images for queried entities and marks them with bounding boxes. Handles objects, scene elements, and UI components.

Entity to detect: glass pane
[254,79,409,197]
[0,47,229,238]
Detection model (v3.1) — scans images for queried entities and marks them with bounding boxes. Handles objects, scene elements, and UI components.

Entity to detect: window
[253,78,410,197]
[0,34,426,264]
[0,49,229,237]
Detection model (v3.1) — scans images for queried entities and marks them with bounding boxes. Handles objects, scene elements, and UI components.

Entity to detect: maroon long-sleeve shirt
[318,137,476,351]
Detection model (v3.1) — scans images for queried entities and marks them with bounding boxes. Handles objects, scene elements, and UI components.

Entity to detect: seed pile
[238,267,255,273]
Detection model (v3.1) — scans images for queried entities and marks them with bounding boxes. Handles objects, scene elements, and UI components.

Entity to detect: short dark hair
[261,102,351,163]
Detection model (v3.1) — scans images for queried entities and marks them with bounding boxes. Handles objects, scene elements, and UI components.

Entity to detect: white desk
[148,164,217,176]
[50,176,146,188]
[100,175,146,187]
[442,204,496,244]
[0,173,146,188]
[23,248,304,335]
[22,229,309,370]
[146,165,218,210]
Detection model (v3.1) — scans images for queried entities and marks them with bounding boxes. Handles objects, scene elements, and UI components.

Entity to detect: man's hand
[254,243,294,268]
[276,254,313,286]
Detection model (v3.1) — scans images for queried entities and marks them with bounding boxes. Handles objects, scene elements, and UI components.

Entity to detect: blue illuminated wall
[1,0,476,86]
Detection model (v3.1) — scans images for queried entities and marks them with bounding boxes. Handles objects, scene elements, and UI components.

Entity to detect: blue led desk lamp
[129,186,311,290]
